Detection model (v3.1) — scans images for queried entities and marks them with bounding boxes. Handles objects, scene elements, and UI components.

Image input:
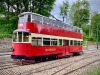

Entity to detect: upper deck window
[32,14,42,24]
[18,14,31,23]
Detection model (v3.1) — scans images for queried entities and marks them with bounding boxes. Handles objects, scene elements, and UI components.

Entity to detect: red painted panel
[12,43,69,57]
[69,46,82,52]
[12,43,31,57]
[12,42,82,58]
[31,46,66,56]
[17,22,83,39]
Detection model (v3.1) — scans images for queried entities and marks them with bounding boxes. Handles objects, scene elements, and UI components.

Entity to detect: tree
[91,12,100,42]
[69,0,90,28]
[59,1,69,23]
[0,0,56,20]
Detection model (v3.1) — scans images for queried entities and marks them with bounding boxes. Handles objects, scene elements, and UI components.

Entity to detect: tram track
[0,54,11,56]
[0,52,11,56]
[63,59,100,75]
[17,50,100,75]
[51,54,100,75]
[0,49,100,75]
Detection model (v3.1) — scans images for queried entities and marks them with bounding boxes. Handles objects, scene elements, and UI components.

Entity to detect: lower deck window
[70,40,73,45]
[80,41,82,45]
[59,39,62,45]
[74,40,77,46]
[51,39,57,46]
[32,37,42,46]
[43,38,50,45]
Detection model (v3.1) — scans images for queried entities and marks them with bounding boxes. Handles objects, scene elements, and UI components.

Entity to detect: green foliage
[69,0,90,28]
[74,9,89,27]
[0,0,56,18]
[89,12,100,42]
[86,66,100,75]
[60,1,69,22]
[0,0,55,38]
[0,17,18,38]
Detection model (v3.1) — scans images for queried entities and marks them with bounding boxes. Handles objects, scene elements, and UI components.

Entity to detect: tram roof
[13,29,30,33]
[18,12,42,17]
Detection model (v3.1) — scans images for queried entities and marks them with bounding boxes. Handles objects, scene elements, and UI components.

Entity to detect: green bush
[0,17,18,38]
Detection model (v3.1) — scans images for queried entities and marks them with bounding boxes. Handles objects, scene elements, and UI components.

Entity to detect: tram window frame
[51,39,57,46]
[74,40,77,46]
[12,33,17,42]
[32,14,42,24]
[28,14,31,22]
[62,40,64,46]
[31,37,42,46]
[23,32,29,42]
[70,40,74,46]
[80,41,82,46]
[59,39,62,46]
[78,41,80,46]
[43,17,51,26]
[43,38,50,46]
[18,32,22,42]
[18,15,27,23]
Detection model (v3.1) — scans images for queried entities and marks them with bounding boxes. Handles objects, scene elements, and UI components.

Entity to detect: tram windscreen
[12,32,29,42]
[13,33,17,42]
[18,14,31,23]
[23,32,29,42]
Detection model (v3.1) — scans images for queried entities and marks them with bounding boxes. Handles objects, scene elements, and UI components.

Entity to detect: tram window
[78,41,80,46]
[32,37,42,46]
[43,17,50,25]
[80,41,82,46]
[51,39,57,46]
[18,32,22,42]
[63,40,69,46]
[32,14,42,24]
[74,40,77,46]
[19,15,28,23]
[43,38,50,46]
[59,39,62,45]
[70,40,73,45]
[23,32,29,42]
[28,15,31,22]
[13,33,17,42]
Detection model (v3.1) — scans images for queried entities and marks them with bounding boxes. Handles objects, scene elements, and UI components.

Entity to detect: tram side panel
[23,22,82,39]
[68,46,82,53]
[12,44,68,59]
[31,46,66,57]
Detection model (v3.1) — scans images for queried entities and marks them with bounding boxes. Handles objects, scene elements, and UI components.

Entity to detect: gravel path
[0,49,100,75]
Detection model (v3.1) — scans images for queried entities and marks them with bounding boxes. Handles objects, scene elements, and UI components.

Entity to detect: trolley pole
[97,24,98,49]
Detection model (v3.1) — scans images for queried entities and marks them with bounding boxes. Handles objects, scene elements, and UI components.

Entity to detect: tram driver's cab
[12,29,31,43]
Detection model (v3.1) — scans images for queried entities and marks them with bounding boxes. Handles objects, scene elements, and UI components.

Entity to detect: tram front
[11,29,32,60]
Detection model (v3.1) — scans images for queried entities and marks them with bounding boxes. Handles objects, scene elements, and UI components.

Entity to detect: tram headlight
[11,47,14,52]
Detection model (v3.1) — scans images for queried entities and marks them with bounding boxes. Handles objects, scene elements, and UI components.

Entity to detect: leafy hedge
[0,16,18,38]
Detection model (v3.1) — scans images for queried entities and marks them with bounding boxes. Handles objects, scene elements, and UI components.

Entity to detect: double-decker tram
[11,12,83,64]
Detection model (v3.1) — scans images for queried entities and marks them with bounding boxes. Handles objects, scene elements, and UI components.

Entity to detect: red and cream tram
[11,12,83,63]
